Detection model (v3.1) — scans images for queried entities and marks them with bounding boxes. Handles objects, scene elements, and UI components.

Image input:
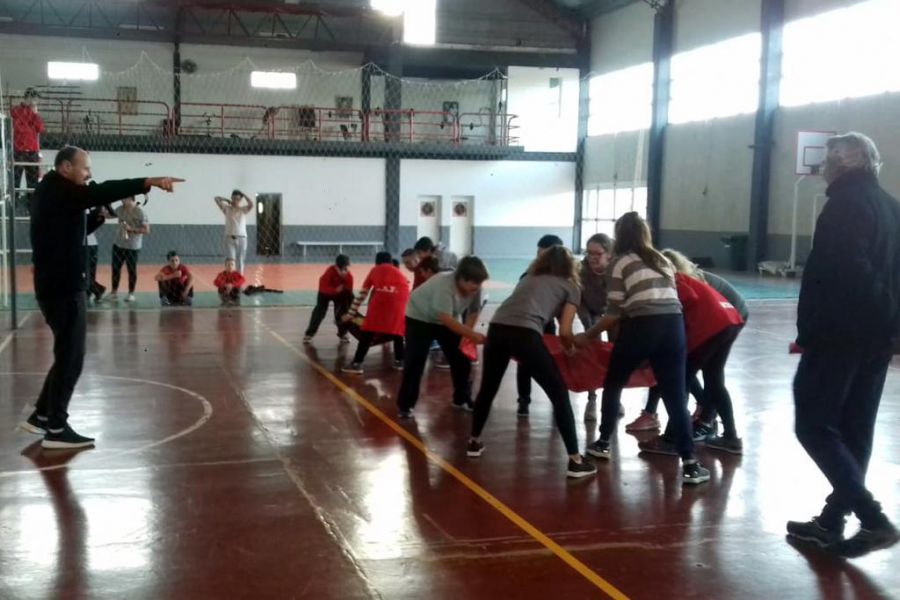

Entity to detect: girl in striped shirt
[577,212,710,485]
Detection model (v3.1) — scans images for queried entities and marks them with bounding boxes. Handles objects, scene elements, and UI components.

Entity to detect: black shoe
[586,439,611,460]
[835,522,900,558]
[21,411,48,435]
[692,422,716,443]
[42,425,95,450]
[682,461,710,485]
[466,439,485,457]
[566,456,597,479]
[516,400,529,418]
[452,400,474,412]
[638,435,680,456]
[397,408,414,420]
[786,517,844,548]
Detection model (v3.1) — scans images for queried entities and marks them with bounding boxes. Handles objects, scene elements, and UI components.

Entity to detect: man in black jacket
[787,132,900,557]
[22,146,183,449]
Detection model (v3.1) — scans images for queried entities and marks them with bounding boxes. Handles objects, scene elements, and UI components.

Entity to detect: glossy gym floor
[0,298,897,599]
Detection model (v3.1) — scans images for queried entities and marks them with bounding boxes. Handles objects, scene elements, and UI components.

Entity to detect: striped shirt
[606,252,681,318]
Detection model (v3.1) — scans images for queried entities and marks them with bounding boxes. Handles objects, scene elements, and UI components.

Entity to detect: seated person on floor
[155,250,194,306]
[214,257,245,305]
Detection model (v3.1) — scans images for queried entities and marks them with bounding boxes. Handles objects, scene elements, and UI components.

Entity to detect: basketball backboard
[796,130,836,175]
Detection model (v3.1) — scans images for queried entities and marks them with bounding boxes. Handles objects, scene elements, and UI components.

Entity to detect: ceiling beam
[512,0,585,43]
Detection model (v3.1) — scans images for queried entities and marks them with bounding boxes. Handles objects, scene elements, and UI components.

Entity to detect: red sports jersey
[214,271,246,289]
[675,273,744,353]
[10,104,45,152]
[318,265,353,296]
[160,264,191,285]
[360,264,410,336]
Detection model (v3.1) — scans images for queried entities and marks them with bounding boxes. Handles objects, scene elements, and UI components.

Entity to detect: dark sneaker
[302,335,313,344]
[638,435,680,456]
[341,363,364,374]
[516,400,529,418]
[42,425,95,450]
[338,336,350,345]
[706,436,743,455]
[392,360,404,371]
[836,522,899,558]
[586,439,611,460]
[466,440,485,457]
[786,517,844,547]
[566,456,597,478]
[21,411,48,435]
[682,461,710,485]
[397,408,414,419]
[692,422,716,443]
[452,400,474,412]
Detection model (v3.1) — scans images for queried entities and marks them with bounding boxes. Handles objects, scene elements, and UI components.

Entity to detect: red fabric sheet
[543,335,656,392]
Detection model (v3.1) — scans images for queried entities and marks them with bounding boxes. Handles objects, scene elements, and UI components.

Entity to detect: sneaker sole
[567,467,598,478]
[466,449,484,457]
[585,448,611,460]
[452,403,473,412]
[625,423,660,432]
[20,422,47,435]
[42,439,95,450]
[786,532,839,548]
[682,474,710,485]
[340,369,363,374]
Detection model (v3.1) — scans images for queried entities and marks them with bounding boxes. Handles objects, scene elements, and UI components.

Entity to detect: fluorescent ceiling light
[251,71,297,90]
[47,61,99,81]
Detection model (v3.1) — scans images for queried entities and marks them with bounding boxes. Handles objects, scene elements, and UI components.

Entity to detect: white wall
[42,150,386,226]
[506,66,579,152]
[399,159,575,227]
[585,3,653,188]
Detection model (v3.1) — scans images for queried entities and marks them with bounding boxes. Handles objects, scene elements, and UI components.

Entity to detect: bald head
[823,132,882,184]
[55,146,92,185]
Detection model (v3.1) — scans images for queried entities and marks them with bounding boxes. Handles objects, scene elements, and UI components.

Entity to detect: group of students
[305,213,748,483]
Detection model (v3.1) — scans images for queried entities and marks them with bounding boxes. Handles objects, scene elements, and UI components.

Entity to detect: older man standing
[787,133,900,557]
[22,146,183,449]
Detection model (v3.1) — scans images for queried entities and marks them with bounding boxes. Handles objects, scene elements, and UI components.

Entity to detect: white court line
[0,313,33,357]
[1,371,213,477]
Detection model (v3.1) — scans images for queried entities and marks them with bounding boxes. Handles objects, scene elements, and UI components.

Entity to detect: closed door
[256,193,282,256]
[449,196,473,256]
[417,195,441,243]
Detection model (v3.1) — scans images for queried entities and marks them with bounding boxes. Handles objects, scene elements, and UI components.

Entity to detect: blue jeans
[599,313,693,459]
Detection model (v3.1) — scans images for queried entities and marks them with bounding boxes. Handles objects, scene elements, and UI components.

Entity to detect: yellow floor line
[261,322,629,600]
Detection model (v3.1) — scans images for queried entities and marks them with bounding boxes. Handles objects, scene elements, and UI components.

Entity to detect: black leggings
[111,245,139,293]
[689,325,741,438]
[516,320,557,403]
[353,332,405,364]
[397,317,472,411]
[472,323,579,455]
[305,292,352,337]
[599,314,693,459]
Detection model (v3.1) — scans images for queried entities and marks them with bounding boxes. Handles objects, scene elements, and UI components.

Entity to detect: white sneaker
[125,294,136,303]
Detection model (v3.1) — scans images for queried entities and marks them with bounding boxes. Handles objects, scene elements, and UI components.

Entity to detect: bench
[293,241,383,257]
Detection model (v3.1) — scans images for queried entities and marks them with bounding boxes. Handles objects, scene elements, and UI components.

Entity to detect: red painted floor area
[0,302,898,599]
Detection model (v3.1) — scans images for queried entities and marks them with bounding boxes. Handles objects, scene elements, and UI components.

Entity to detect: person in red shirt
[11,88,45,200]
[304,254,353,343]
[154,250,194,306]
[653,250,745,454]
[214,257,246,305]
[340,252,410,374]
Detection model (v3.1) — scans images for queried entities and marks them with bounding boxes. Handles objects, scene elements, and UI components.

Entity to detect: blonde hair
[613,212,673,280]
[661,249,705,282]
[529,245,581,288]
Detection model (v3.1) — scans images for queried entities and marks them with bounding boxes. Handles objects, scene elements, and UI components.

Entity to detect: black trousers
[692,325,741,437]
[111,245,139,293]
[794,342,892,529]
[305,292,352,337]
[473,324,579,455]
[397,317,472,411]
[35,294,87,430]
[599,314,693,459]
[515,320,557,403]
[353,332,405,364]
[86,245,106,300]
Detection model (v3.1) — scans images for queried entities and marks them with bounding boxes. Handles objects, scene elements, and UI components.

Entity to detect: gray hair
[827,132,882,176]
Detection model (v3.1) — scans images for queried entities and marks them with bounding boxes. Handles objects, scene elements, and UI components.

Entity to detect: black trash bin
[721,235,748,271]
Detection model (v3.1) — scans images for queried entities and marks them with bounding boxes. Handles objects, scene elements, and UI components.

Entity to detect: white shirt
[222,204,248,237]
